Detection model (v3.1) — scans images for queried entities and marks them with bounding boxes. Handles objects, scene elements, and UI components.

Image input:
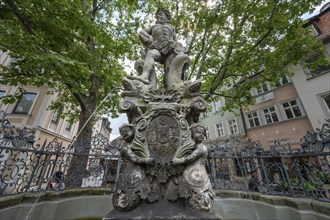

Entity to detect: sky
[109,113,127,141]
[302,0,329,19]
[108,0,329,141]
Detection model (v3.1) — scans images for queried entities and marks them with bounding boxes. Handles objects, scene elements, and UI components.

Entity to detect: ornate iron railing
[207,119,330,202]
[0,111,120,195]
[0,110,329,202]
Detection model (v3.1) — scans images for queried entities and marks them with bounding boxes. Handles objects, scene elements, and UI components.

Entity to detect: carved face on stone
[120,126,134,142]
[156,8,170,23]
[192,126,206,144]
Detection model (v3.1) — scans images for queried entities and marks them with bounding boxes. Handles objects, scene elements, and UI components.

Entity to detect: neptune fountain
[105,7,220,219]
[1,6,328,220]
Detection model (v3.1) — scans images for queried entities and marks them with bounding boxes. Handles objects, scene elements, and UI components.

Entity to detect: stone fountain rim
[0,188,328,216]
[215,190,329,216]
[0,187,111,210]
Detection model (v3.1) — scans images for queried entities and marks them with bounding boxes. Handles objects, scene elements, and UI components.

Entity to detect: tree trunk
[64,107,95,188]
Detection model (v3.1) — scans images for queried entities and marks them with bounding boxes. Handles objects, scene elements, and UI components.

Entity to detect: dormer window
[306,22,321,36]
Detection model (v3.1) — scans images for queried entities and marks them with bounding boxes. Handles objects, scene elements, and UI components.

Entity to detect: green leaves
[1,0,325,119]
[1,0,146,123]
[151,0,325,110]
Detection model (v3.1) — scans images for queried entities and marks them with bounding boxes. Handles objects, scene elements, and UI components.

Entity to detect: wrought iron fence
[207,119,330,202]
[0,110,329,202]
[0,110,120,195]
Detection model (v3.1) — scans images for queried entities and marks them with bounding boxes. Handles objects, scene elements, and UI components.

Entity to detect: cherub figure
[112,124,155,211]
[171,124,215,211]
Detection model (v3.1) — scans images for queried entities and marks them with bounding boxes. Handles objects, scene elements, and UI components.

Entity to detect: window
[275,76,289,87]
[282,100,303,119]
[200,111,209,118]
[216,122,225,137]
[0,90,5,97]
[304,53,330,76]
[252,82,272,96]
[13,93,37,114]
[64,121,73,136]
[306,23,321,36]
[263,106,279,124]
[65,121,72,131]
[213,97,225,113]
[322,94,330,112]
[247,111,260,128]
[257,83,270,95]
[50,111,60,125]
[228,119,238,135]
[49,111,60,131]
[205,126,210,139]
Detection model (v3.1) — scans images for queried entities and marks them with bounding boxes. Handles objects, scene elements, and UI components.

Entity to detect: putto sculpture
[171,124,215,211]
[112,124,154,211]
[106,7,220,219]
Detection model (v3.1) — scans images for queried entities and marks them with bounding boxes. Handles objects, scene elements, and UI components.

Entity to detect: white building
[289,3,330,130]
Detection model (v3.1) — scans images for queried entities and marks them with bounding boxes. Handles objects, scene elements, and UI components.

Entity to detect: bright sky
[302,0,329,19]
[110,113,127,141]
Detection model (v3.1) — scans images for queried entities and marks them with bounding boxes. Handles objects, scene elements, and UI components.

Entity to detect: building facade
[204,4,330,150]
[242,76,313,149]
[200,97,246,145]
[0,51,112,148]
[0,83,79,147]
[92,117,112,139]
[289,3,330,131]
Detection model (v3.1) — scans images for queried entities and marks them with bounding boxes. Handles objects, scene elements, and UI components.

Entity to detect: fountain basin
[0,188,329,220]
[214,190,329,220]
[0,188,112,220]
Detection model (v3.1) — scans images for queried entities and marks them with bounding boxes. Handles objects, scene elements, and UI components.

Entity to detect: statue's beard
[157,17,170,24]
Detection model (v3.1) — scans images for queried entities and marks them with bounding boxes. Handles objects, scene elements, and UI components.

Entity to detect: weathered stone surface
[106,199,221,219]
[128,8,190,90]
[1,189,328,220]
[108,7,218,219]
[215,190,330,217]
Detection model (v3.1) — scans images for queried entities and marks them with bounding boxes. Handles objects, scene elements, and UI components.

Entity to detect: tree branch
[195,29,220,79]
[66,83,88,111]
[90,0,107,19]
[4,0,35,35]
[188,27,209,79]
[206,1,277,96]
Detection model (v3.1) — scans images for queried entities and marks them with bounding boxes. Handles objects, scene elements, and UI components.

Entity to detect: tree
[0,0,149,187]
[151,0,324,110]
